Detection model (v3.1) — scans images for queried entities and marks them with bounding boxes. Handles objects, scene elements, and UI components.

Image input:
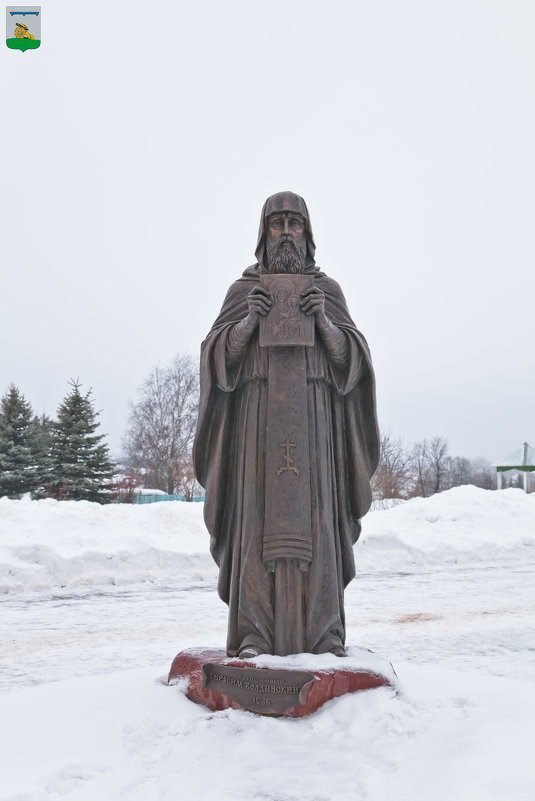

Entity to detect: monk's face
[264,212,307,274]
[267,212,306,250]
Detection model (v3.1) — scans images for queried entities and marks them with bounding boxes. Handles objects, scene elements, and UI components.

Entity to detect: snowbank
[359,485,535,572]
[1,487,534,800]
[0,661,533,801]
[1,486,533,593]
[0,497,214,593]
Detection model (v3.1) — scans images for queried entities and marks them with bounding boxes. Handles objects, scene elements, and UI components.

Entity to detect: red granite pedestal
[168,647,399,718]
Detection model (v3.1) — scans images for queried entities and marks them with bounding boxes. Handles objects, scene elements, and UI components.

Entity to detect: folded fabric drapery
[263,344,312,570]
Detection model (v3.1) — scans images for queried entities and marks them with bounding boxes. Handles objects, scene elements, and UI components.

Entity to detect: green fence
[133,494,205,504]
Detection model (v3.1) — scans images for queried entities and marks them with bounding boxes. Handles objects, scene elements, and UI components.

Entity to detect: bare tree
[178,461,204,501]
[411,439,430,497]
[409,436,449,497]
[446,455,472,488]
[469,458,496,490]
[427,436,449,494]
[375,431,497,499]
[111,467,144,503]
[371,431,414,500]
[122,354,199,495]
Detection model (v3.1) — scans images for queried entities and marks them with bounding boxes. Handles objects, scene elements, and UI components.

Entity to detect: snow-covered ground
[1,486,534,800]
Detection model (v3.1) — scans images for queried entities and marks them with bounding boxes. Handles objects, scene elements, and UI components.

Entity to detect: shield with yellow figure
[6,6,41,51]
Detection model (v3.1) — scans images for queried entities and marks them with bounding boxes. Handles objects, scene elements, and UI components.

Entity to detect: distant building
[494,442,534,492]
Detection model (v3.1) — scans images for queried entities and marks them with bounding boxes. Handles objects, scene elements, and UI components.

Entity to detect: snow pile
[1,486,533,593]
[0,662,534,801]
[0,487,534,800]
[359,485,535,572]
[0,497,215,593]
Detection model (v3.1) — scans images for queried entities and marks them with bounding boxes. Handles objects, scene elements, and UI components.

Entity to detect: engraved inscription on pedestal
[202,664,315,715]
[259,274,315,347]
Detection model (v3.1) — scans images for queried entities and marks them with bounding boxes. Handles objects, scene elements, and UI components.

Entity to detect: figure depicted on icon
[265,278,300,341]
[194,191,379,658]
[259,272,314,347]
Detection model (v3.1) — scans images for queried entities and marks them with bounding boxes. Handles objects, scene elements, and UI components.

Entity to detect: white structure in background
[494,442,534,492]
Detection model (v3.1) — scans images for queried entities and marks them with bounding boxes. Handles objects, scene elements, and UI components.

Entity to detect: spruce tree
[50,381,115,503]
[0,384,41,498]
[32,413,54,497]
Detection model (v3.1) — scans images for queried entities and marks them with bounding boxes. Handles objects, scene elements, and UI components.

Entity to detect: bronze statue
[193,191,379,658]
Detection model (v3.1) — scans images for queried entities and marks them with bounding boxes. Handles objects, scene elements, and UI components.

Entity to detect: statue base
[168,647,399,718]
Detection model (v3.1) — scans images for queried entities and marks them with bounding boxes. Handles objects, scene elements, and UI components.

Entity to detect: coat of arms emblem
[6,6,40,51]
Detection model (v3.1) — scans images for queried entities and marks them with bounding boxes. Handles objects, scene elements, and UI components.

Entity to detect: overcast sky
[1,0,534,462]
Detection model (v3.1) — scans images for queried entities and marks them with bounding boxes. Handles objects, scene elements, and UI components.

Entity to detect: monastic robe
[193,264,379,656]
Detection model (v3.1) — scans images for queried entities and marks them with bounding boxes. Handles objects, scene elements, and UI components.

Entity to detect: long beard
[264,239,307,274]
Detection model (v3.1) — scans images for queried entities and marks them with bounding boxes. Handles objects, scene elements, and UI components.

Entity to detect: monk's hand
[246,286,272,328]
[300,285,327,323]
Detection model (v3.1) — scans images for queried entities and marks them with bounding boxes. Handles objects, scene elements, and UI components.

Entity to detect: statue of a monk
[193,191,379,658]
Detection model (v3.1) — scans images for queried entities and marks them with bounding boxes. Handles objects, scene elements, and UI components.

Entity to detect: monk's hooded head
[255,192,316,274]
